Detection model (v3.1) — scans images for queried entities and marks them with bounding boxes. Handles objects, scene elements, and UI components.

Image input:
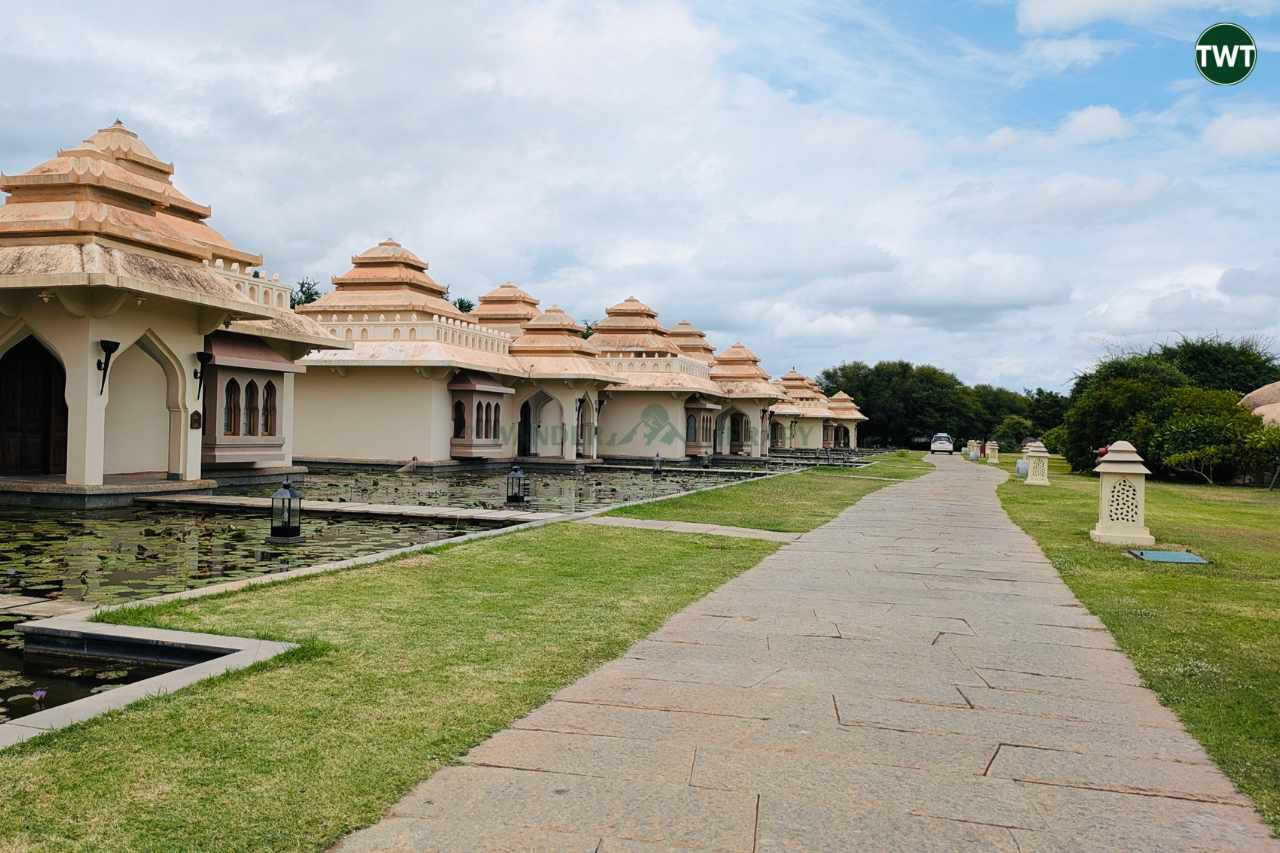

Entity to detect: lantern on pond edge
[652,453,663,477]
[268,479,304,545]
[506,465,529,503]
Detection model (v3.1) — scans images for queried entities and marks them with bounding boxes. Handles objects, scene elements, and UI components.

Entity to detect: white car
[929,433,954,454]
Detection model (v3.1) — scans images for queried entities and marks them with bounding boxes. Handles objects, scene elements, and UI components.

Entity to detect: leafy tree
[452,297,475,313]
[580,319,596,339]
[819,360,980,447]
[992,415,1035,451]
[1060,355,1190,471]
[290,276,322,308]
[970,384,1029,438]
[1246,425,1280,488]
[1042,424,1067,455]
[1147,388,1264,483]
[1025,387,1069,433]
[1155,335,1280,395]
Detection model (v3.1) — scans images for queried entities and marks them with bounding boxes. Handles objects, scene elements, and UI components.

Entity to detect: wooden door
[0,337,68,476]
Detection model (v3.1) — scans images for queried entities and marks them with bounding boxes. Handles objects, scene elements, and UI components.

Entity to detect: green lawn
[993,454,1280,832]
[608,451,930,532]
[0,524,777,852]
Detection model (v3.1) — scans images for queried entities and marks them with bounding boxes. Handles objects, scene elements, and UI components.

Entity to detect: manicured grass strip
[608,451,929,532]
[993,455,1280,833]
[0,525,778,852]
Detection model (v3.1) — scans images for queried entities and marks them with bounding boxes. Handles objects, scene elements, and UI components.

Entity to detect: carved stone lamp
[1090,441,1154,546]
[1023,440,1051,486]
[986,441,1000,464]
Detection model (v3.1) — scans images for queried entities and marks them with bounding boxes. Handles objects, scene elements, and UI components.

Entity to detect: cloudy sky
[2,1,1278,391]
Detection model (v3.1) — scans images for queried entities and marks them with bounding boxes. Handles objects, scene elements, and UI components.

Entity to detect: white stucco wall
[790,416,826,449]
[104,343,170,475]
[293,366,450,462]
[598,393,689,459]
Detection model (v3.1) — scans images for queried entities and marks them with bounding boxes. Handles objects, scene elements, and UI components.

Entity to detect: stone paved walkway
[336,455,1277,852]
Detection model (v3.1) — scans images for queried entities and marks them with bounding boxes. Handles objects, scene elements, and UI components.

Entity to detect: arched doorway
[770,420,785,449]
[518,401,533,456]
[0,336,67,476]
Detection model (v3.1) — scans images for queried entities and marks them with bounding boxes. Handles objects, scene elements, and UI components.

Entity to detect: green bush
[992,415,1035,451]
[1042,424,1066,455]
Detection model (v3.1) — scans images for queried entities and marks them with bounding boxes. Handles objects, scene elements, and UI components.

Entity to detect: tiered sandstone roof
[711,343,785,401]
[298,239,467,322]
[589,297,681,356]
[828,390,869,422]
[473,282,540,336]
[668,321,716,364]
[509,306,620,383]
[298,239,520,374]
[0,121,341,349]
[590,297,722,395]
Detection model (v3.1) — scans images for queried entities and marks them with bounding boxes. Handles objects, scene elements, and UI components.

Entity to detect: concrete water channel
[0,465,770,733]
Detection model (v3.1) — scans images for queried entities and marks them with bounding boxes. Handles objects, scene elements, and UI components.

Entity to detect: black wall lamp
[96,340,120,394]
[194,351,214,399]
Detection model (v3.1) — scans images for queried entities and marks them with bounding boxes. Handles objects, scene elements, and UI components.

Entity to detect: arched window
[393,328,401,340]
[686,414,696,442]
[244,381,259,435]
[493,403,500,441]
[277,293,285,308]
[263,382,278,436]
[408,328,417,340]
[344,328,353,340]
[224,379,241,436]
[476,401,484,439]
[453,401,466,439]
[360,328,369,340]
[484,402,493,439]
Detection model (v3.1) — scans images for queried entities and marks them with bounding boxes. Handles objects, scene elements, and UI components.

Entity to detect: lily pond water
[219,466,760,513]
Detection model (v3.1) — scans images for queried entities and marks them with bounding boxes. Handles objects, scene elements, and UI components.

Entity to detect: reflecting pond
[0,506,473,606]
[219,467,761,513]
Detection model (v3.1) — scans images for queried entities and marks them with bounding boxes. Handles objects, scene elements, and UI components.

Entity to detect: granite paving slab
[333,454,1276,851]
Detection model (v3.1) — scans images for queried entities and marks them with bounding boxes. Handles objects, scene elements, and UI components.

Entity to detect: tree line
[820,335,1280,484]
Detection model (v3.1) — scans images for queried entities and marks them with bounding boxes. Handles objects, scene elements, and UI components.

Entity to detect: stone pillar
[1090,441,1154,546]
[64,340,107,486]
[1023,440,1050,486]
[986,441,1000,464]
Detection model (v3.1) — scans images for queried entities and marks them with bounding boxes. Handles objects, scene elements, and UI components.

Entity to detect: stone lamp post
[1090,441,1155,546]
[1024,440,1051,486]
[986,441,1000,464]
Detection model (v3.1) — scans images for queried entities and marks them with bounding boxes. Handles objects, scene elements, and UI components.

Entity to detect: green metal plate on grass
[1128,549,1208,564]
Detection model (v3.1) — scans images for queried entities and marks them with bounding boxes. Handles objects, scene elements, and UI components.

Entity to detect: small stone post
[1090,441,1155,546]
[986,441,1000,464]
[1023,440,1050,486]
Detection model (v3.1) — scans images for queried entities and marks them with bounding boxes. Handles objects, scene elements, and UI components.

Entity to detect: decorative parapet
[314,311,513,354]
[599,354,714,378]
[207,260,294,311]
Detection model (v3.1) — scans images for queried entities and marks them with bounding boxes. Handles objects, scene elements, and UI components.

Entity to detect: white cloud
[1023,36,1128,71]
[1058,105,1136,144]
[1203,112,1280,159]
[988,105,1135,149]
[1016,0,1279,33]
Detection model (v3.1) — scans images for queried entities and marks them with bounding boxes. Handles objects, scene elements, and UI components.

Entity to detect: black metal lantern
[268,479,304,544]
[505,465,529,504]
[652,453,663,478]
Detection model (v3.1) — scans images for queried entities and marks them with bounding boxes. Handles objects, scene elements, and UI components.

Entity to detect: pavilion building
[0,121,342,505]
[292,240,526,464]
[768,370,865,450]
[710,342,786,456]
[588,298,725,460]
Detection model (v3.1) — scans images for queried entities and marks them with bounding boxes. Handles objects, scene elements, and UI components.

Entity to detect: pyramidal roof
[711,342,784,401]
[298,238,468,322]
[473,281,541,332]
[828,390,869,421]
[668,320,716,363]
[0,120,261,266]
[590,296,680,356]
[509,305,618,383]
